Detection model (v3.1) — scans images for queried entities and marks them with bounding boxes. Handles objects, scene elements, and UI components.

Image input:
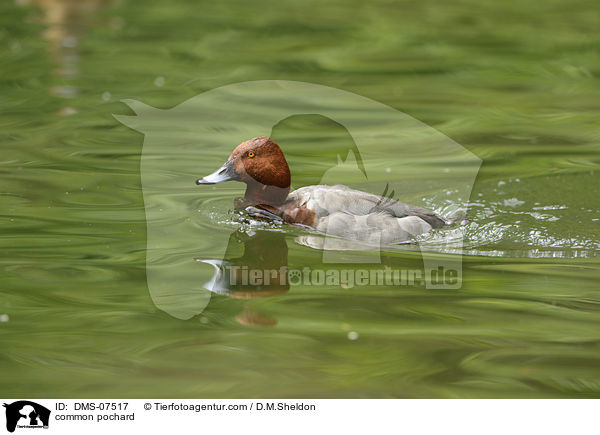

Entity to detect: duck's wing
[288,185,447,229]
[312,212,435,244]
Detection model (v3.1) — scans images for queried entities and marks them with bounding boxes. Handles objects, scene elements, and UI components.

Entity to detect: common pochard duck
[196,136,448,244]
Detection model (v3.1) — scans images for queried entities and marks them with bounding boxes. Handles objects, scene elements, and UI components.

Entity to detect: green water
[1,0,600,398]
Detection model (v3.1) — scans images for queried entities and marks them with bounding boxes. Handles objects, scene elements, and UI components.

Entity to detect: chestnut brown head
[196,136,291,205]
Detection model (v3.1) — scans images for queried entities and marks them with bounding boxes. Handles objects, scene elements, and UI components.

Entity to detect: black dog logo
[3,401,50,433]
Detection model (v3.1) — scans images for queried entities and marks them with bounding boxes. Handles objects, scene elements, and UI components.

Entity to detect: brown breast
[263,202,316,227]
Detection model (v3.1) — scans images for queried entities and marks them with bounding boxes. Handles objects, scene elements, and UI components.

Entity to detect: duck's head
[196,136,291,205]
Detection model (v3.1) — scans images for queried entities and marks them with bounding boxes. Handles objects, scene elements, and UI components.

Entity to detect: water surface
[1,0,599,398]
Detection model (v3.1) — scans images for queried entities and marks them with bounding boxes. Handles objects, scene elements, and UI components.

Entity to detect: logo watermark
[115,80,481,319]
[3,401,50,433]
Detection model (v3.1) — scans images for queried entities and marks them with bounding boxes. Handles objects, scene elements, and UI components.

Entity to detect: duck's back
[287,184,447,244]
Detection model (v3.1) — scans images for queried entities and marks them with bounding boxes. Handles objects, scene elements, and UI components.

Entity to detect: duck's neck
[244,180,290,206]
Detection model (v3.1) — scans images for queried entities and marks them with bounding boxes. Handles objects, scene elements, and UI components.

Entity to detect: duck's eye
[247,152,255,158]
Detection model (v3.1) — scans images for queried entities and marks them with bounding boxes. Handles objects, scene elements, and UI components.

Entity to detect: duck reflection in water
[198,229,289,327]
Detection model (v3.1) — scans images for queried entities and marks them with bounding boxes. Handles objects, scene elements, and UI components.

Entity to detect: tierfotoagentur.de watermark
[204,263,460,288]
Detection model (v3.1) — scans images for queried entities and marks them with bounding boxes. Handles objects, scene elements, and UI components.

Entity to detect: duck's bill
[196,159,238,185]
